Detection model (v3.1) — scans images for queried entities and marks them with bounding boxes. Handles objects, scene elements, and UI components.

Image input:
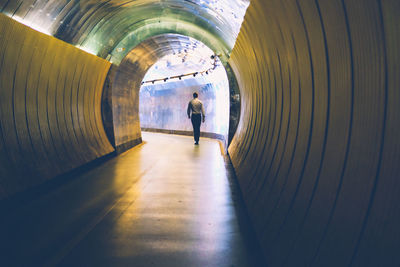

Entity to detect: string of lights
[141,54,220,85]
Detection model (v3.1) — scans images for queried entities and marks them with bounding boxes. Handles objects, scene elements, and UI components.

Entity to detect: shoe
[195,141,199,145]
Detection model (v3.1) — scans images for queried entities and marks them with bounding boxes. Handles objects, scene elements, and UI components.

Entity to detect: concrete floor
[0,132,265,267]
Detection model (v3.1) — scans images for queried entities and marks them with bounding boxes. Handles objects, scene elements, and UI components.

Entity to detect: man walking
[187,92,205,145]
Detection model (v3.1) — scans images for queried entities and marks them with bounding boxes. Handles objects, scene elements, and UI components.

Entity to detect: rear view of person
[187,92,205,145]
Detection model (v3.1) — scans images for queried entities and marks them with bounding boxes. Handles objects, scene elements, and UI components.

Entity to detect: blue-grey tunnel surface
[0,132,264,267]
[1,0,400,266]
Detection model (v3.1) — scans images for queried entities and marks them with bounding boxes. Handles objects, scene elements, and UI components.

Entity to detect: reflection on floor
[0,132,265,267]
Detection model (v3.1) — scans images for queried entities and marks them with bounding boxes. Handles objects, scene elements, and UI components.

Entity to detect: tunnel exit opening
[101,34,241,154]
[139,36,232,147]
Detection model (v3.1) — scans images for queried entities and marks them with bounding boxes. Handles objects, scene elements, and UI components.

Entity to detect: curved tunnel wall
[102,39,161,154]
[0,14,114,199]
[106,55,148,153]
[228,0,400,266]
[0,1,399,265]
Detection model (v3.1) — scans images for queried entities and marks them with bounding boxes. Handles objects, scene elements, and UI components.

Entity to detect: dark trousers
[191,114,201,142]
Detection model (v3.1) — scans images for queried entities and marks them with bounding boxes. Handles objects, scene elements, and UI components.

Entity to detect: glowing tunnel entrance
[101,32,241,153]
[138,34,230,144]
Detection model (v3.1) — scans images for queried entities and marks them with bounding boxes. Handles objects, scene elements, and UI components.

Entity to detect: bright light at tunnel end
[139,35,230,140]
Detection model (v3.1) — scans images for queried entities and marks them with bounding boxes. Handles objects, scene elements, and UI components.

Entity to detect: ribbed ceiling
[0,0,249,64]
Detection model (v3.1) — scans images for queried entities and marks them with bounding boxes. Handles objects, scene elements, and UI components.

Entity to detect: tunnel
[0,0,399,266]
